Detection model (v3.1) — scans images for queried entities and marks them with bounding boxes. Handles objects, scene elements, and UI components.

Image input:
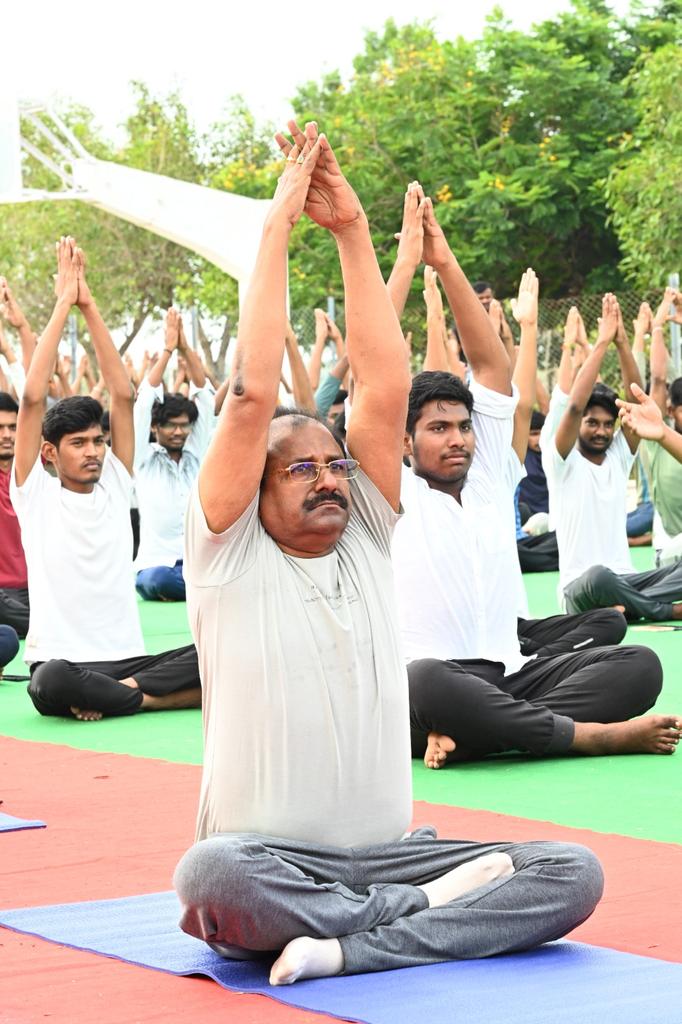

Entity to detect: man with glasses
[173,123,603,987]
[133,307,214,601]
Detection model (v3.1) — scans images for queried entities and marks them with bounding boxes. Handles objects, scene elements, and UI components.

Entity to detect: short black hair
[585,384,618,421]
[407,371,474,436]
[42,396,103,446]
[0,391,19,415]
[669,378,682,408]
[151,393,199,428]
[530,410,546,431]
[473,281,493,294]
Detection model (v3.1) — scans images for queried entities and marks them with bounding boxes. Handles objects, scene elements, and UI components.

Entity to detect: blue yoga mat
[0,812,46,833]
[2,891,681,1024]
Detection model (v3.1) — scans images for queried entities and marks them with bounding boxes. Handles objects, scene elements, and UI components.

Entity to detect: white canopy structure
[0,97,271,303]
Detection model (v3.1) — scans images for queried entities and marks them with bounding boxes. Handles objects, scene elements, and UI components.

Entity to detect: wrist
[430,251,457,275]
[333,213,370,245]
[652,324,665,333]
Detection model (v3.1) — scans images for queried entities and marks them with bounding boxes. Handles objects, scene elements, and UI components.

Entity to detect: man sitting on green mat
[10,238,202,721]
[174,122,604,986]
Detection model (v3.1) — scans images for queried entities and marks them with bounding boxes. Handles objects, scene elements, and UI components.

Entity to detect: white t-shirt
[541,414,635,592]
[184,470,412,848]
[11,452,145,664]
[392,378,528,675]
[133,379,215,571]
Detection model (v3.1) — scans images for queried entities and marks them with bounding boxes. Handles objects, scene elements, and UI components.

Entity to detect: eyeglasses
[277,458,360,483]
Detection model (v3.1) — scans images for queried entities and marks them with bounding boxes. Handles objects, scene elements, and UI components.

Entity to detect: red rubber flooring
[2,736,681,1023]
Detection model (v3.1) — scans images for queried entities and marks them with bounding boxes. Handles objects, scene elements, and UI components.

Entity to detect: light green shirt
[646,438,682,537]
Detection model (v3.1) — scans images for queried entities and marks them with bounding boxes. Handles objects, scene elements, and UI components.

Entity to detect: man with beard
[391,228,678,770]
[11,238,201,721]
[541,293,682,621]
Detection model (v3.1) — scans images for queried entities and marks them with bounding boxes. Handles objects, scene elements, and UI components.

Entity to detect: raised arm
[14,239,79,486]
[386,183,426,319]
[421,198,511,394]
[75,247,135,473]
[308,309,329,391]
[613,297,643,453]
[510,268,539,461]
[650,288,676,417]
[298,126,410,509]
[178,315,207,389]
[0,278,37,374]
[198,124,323,533]
[422,266,449,372]
[0,321,26,400]
[631,301,652,383]
[148,309,180,389]
[618,382,682,462]
[554,293,618,459]
[285,320,317,413]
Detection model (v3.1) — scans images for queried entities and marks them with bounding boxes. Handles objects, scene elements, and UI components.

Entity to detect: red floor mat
[2,736,680,1024]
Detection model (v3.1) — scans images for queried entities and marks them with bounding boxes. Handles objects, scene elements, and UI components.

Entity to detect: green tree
[606,41,682,286]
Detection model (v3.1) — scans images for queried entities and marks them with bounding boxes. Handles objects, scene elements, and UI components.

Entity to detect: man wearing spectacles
[174,124,603,986]
[133,308,214,602]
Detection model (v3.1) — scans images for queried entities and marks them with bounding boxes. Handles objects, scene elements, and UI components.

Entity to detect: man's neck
[578,446,607,467]
[163,447,183,464]
[416,470,466,504]
[0,457,12,475]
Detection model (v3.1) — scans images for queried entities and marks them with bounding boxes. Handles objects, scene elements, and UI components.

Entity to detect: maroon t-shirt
[0,465,27,588]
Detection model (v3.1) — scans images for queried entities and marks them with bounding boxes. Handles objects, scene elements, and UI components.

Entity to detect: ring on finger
[286,155,296,163]
[296,154,305,164]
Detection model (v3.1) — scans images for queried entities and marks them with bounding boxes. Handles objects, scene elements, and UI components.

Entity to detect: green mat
[2,548,680,842]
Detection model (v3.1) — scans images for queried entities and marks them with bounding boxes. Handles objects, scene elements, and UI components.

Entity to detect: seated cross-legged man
[0,391,30,637]
[389,204,679,770]
[541,291,682,622]
[133,308,214,602]
[173,122,604,986]
[11,238,201,721]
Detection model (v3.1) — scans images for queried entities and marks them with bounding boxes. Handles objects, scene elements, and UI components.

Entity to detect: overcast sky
[5,0,631,141]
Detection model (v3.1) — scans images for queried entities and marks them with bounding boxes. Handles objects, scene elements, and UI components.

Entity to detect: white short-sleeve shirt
[392,378,528,674]
[541,424,635,592]
[11,452,145,664]
[184,470,412,848]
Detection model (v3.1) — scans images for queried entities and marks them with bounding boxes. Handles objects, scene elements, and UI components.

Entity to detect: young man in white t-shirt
[542,293,682,621]
[389,227,679,768]
[11,238,201,721]
[173,125,604,986]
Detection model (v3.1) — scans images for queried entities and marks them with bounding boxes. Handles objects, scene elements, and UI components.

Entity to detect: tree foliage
[0,1,679,368]
[606,40,682,286]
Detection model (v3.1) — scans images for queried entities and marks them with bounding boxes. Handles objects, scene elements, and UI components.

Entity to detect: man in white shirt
[542,294,682,621]
[134,309,214,602]
[11,238,201,721]
[391,230,678,770]
[173,126,604,986]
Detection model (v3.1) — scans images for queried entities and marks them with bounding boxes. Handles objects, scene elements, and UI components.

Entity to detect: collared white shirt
[133,378,215,571]
[540,386,635,593]
[392,378,528,675]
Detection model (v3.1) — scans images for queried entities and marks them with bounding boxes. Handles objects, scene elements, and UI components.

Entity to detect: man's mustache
[303,492,349,511]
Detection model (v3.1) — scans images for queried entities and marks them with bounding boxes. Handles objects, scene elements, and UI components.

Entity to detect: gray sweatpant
[564,561,682,620]
[173,826,603,975]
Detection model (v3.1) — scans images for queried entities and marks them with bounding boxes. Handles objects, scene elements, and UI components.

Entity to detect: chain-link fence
[292,290,664,395]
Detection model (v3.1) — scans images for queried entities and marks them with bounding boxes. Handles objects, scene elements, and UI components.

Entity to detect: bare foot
[419,852,515,908]
[611,604,626,614]
[70,706,103,722]
[672,603,682,621]
[269,937,343,986]
[424,732,456,769]
[140,687,202,711]
[572,715,681,755]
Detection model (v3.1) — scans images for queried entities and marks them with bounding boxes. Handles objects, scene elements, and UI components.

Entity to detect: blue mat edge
[0,812,46,832]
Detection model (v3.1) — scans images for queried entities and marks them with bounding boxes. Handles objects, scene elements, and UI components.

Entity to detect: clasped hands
[269,120,362,234]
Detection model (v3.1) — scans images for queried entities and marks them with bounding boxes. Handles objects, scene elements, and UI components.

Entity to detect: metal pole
[326,295,336,323]
[669,273,681,378]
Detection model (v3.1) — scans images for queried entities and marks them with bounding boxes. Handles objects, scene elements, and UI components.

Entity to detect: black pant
[409,644,662,761]
[517,532,559,573]
[564,562,682,621]
[517,608,627,659]
[0,587,30,638]
[28,644,200,717]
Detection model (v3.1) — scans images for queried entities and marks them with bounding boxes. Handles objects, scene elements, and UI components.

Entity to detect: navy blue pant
[136,559,186,601]
[0,625,20,668]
